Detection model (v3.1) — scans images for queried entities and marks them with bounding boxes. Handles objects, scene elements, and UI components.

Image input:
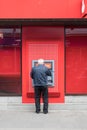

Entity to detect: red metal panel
[66,35,87,94]
[22,26,64,103]
[0,48,20,74]
[0,48,21,94]
[28,43,58,92]
[0,0,84,18]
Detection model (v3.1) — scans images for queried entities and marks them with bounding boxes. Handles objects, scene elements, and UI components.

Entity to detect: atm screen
[32,60,54,87]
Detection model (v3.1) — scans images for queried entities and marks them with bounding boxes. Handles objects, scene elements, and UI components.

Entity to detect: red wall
[0,0,85,18]
[22,26,64,103]
[0,47,21,93]
[0,48,20,75]
[66,36,87,94]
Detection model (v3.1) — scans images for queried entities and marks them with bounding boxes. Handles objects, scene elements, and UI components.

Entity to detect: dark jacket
[30,64,51,87]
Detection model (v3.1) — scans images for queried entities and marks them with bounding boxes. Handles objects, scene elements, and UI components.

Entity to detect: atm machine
[32,60,55,87]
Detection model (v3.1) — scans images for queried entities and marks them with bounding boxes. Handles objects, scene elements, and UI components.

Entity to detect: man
[30,59,51,114]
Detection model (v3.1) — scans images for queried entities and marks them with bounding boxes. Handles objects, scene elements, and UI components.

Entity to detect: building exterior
[0,0,87,110]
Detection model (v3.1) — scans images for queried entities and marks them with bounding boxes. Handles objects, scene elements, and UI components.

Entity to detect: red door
[22,26,64,103]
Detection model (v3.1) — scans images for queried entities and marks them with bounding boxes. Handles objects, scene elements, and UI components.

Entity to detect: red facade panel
[22,26,64,103]
[0,0,85,18]
[0,48,20,74]
[66,28,87,94]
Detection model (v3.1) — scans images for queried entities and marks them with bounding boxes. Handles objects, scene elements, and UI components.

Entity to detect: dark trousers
[34,86,48,112]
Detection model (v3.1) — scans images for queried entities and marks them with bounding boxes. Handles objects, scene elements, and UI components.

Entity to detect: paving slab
[0,110,87,129]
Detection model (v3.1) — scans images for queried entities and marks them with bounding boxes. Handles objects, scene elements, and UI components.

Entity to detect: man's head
[38,59,44,65]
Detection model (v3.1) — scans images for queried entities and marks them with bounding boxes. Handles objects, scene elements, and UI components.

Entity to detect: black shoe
[43,111,48,114]
[36,111,40,114]
[36,110,40,114]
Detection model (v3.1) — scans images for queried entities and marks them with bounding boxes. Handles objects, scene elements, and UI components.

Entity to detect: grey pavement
[0,110,87,129]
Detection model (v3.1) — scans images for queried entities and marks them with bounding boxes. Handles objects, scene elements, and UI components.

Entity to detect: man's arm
[30,68,34,79]
[46,68,52,76]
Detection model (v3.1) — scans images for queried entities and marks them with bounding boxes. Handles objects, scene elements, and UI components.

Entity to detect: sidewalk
[0,110,87,129]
